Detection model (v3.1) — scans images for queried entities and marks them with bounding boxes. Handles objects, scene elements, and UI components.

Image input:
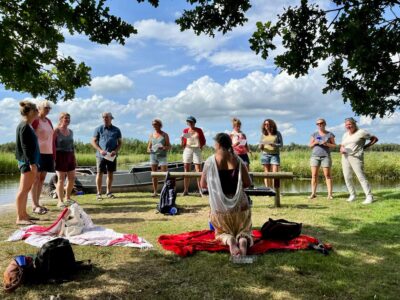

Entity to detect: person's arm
[275,131,283,148]
[163,133,171,151]
[241,163,251,188]
[91,135,106,156]
[147,134,152,153]
[259,135,264,150]
[364,135,378,149]
[309,136,317,148]
[243,133,251,153]
[198,128,206,149]
[21,126,38,173]
[181,129,187,148]
[112,138,122,156]
[325,135,337,149]
[200,160,209,189]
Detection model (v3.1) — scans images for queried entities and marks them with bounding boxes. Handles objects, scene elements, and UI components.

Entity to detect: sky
[0,0,399,146]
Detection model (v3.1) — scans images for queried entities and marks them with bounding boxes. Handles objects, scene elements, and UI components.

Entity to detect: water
[0,175,19,205]
[0,176,398,206]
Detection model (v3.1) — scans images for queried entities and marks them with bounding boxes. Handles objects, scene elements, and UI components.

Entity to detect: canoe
[44,161,199,194]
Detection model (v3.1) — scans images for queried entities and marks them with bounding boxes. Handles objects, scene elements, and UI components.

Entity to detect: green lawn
[0,190,399,299]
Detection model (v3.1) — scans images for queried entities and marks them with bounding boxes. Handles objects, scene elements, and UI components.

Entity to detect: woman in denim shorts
[259,119,283,188]
[147,119,171,197]
[309,118,336,200]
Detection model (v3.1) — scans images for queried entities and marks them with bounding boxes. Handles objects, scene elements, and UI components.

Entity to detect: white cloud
[158,65,196,77]
[133,19,229,60]
[59,42,132,62]
[134,65,165,74]
[208,51,273,70]
[89,74,133,94]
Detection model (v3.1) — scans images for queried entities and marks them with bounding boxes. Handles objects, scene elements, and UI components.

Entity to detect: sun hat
[186,116,196,124]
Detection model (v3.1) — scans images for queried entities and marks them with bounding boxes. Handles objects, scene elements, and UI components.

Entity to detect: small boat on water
[45,161,197,194]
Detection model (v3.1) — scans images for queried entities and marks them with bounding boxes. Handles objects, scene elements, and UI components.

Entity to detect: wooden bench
[151,171,294,207]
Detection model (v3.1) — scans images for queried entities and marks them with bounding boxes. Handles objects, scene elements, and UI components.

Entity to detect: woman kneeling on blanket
[200,133,253,257]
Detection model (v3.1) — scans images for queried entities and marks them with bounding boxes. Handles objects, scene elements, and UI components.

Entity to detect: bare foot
[239,237,248,256]
[227,237,240,256]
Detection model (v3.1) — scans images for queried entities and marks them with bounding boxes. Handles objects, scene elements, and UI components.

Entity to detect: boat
[44,161,199,194]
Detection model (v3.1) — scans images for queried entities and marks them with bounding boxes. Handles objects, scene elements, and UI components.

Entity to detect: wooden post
[273,178,281,207]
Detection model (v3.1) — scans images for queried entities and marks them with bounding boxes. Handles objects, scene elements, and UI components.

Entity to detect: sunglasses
[44,107,51,109]
[316,122,325,125]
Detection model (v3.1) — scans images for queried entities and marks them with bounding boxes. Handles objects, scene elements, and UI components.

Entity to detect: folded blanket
[8,204,153,249]
[158,230,330,257]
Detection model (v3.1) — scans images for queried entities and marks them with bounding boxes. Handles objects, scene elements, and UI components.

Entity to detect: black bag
[261,218,302,241]
[34,238,91,281]
[157,172,178,215]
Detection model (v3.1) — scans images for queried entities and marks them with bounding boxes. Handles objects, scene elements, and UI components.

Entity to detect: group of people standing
[15,101,77,225]
[14,100,378,230]
[147,115,379,206]
[14,100,122,225]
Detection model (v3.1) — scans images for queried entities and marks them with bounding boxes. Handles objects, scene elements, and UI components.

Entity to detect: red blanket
[158,230,330,257]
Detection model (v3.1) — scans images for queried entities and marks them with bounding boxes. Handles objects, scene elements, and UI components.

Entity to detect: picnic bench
[151,171,294,207]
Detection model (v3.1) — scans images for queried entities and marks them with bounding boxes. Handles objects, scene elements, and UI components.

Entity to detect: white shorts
[183,147,202,164]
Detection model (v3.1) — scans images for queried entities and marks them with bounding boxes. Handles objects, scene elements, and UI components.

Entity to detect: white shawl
[204,154,246,213]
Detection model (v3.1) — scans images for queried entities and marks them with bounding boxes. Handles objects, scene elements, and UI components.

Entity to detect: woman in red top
[230,118,251,170]
[181,116,206,196]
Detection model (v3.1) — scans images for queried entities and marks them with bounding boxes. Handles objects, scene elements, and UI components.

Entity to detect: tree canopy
[1,0,399,118]
[0,0,250,102]
[247,0,400,118]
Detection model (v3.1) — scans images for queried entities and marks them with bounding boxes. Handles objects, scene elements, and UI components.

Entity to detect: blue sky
[1,0,399,146]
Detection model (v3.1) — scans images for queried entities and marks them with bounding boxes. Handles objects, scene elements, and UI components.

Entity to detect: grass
[0,189,399,299]
[1,151,400,180]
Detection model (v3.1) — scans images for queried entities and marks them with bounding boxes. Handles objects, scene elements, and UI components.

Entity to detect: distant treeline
[1,139,399,153]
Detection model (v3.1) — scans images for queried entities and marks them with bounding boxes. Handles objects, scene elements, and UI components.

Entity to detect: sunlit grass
[0,189,399,299]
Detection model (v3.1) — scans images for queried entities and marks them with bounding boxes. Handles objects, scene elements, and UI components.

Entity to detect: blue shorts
[150,153,167,166]
[261,153,280,165]
[310,156,332,168]
[18,161,32,173]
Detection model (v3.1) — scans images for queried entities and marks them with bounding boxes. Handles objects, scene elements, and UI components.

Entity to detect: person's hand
[101,150,107,156]
[30,164,37,173]
[340,146,347,154]
[259,144,264,150]
[234,141,240,147]
[110,151,116,157]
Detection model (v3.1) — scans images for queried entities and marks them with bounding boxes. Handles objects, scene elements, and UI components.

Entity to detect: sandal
[57,202,67,209]
[65,199,76,206]
[106,193,116,199]
[16,220,35,226]
[32,206,48,215]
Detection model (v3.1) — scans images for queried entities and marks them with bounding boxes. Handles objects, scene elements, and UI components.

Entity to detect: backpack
[3,256,35,293]
[34,238,91,282]
[157,172,178,215]
[261,218,302,241]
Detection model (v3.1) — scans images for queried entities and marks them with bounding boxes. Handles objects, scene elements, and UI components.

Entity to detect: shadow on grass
[9,215,400,299]
[91,217,146,225]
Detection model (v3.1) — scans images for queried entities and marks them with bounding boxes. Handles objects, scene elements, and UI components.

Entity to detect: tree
[0,0,251,102]
[247,0,400,118]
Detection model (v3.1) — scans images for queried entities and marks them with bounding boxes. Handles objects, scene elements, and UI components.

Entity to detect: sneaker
[347,195,356,202]
[96,193,103,201]
[308,194,317,199]
[106,192,116,199]
[362,195,374,204]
